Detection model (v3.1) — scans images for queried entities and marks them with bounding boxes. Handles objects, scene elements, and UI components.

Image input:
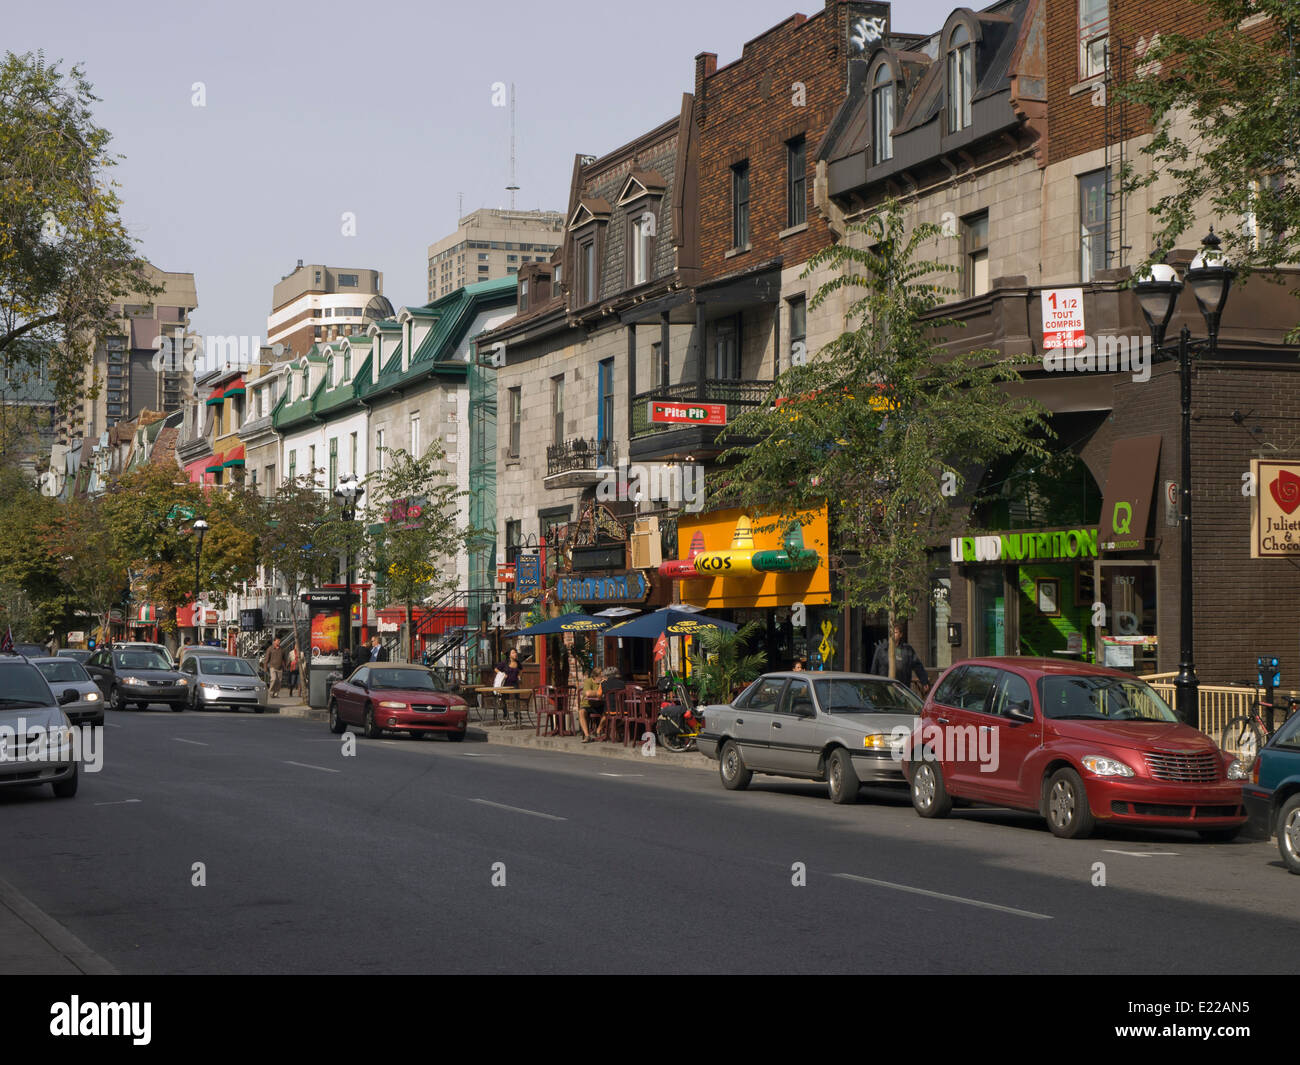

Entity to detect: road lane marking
[467,798,566,821]
[833,873,1053,920]
[94,799,142,807]
[105,723,122,728]
[461,752,487,757]
[173,738,208,746]
[599,772,643,777]
[284,760,341,773]
[1102,850,1179,857]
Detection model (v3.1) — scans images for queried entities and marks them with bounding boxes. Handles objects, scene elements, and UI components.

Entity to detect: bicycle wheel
[1218,714,1265,764]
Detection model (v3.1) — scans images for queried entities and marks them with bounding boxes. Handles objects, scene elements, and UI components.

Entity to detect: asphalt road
[2,707,1297,974]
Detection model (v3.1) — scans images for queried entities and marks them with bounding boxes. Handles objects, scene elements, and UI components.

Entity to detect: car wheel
[719,740,751,791]
[52,765,78,799]
[170,702,183,712]
[1197,826,1243,843]
[911,758,952,818]
[328,700,346,734]
[827,748,860,805]
[1277,794,1300,874]
[363,705,383,739]
[254,705,265,714]
[109,687,123,712]
[447,729,466,743]
[1046,768,1095,839]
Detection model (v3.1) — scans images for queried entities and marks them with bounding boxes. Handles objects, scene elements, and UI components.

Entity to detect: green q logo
[1113,501,1133,536]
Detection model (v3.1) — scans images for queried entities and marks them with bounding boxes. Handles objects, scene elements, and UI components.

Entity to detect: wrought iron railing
[631,380,774,438]
[546,437,617,476]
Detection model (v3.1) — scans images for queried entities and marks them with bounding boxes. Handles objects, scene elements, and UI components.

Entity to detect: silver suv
[0,657,80,798]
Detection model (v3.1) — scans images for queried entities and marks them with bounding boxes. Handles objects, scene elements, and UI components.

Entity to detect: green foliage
[719,203,1049,638]
[688,622,767,704]
[0,51,158,407]
[1117,1,1300,336]
[0,465,76,639]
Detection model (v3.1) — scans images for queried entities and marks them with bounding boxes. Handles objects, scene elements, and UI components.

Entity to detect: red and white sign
[1041,287,1086,349]
[204,610,219,625]
[496,563,515,584]
[649,401,726,427]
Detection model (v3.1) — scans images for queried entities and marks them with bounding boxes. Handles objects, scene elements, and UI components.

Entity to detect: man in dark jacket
[871,624,929,690]
[368,636,389,662]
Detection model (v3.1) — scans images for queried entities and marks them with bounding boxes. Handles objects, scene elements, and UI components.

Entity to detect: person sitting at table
[588,668,626,742]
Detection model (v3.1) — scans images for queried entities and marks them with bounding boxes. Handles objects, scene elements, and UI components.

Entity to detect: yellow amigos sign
[677,507,830,609]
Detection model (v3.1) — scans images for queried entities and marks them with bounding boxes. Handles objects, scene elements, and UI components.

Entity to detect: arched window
[872,63,895,164]
[343,349,351,381]
[947,23,973,133]
[328,355,336,387]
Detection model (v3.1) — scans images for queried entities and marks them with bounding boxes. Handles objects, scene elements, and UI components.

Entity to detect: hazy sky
[9,0,955,347]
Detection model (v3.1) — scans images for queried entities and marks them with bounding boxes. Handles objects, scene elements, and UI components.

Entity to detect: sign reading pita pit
[1041,287,1086,349]
[649,401,726,426]
[1251,459,1300,558]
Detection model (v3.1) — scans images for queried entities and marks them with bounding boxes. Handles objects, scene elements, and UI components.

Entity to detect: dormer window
[872,64,895,164]
[342,349,351,382]
[519,278,529,313]
[328,355,337,388]
[947,23,973,133]
[630,212,654,285]
[1079,0,1109,79]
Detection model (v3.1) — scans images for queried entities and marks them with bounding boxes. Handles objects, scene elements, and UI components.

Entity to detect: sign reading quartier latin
[649,401,726,426]
[951,527,1100,563]
[1251,459,1300,558]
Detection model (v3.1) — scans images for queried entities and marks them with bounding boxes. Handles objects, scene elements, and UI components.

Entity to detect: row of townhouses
[44,0,1300,689]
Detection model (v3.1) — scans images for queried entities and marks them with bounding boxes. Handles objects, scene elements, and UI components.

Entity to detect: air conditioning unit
[630,516,662,570]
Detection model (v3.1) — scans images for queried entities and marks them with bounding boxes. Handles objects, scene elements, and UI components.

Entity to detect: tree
[688,622,768,703]
[1119,1,1300,335]
[720,205,1049,676]
[0,51,157,407]
[0,465,76,641]
[362,442,471,660]
[44,492,129,644]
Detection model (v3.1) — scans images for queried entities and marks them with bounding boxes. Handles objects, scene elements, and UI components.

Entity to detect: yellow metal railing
[1143,679,1284,740]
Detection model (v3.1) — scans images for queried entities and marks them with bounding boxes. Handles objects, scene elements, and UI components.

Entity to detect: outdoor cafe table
[473,686,533,726]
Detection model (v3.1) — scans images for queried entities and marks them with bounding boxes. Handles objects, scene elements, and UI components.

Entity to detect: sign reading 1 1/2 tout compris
[1041,287,1086,349]
[649,401,726,426]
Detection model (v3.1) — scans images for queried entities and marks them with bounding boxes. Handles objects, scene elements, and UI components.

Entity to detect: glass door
[1092,561,1158,673]
[972,568,1008,656]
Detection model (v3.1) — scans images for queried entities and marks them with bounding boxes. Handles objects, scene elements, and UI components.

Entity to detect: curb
[472,725,715,770]
[0,873,117,975]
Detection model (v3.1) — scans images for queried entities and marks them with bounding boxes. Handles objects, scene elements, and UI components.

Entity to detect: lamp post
[192,518,209,644]
[1133,231,1235,727]
[332,474,364,661]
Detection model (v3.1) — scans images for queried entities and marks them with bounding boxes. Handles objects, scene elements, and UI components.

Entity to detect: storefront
[670,506,834,670]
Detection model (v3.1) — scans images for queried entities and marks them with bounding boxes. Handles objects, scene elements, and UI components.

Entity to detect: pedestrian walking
[263,638,286,696]
[286,646,299,697]
[871,623,929,691]
[368,636,389,662]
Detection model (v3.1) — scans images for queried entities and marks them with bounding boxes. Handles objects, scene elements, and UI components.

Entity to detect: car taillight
[1251,757,1260,784]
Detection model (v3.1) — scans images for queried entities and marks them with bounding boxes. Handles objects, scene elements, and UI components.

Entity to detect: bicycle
[654,674,702,753]
[1217,690,1300,764]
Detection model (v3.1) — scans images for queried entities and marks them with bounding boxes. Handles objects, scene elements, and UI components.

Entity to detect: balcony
[544,437,617,490]
[629,379,773,460]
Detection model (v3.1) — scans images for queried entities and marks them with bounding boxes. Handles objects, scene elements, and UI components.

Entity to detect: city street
[1,709,1296,974]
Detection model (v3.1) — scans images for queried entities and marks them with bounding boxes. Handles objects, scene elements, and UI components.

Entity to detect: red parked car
[329,664,468,741]
[902,657,1248,840]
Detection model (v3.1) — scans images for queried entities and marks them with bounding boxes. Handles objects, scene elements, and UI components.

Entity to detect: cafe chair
[626,687,658,747]
[602,687,629,743]
[534,686,572,737]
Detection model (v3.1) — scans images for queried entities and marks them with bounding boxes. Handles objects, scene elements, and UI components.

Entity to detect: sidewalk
[0,874,116,975]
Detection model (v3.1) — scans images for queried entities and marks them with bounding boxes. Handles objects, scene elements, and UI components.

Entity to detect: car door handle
[937,717,950,725]
[735,718,743,726]
[978,725,993,733]
[773,722,782,729]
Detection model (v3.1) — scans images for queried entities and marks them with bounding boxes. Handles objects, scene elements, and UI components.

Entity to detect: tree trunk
[887,608,897,680]
[406,599,414,663]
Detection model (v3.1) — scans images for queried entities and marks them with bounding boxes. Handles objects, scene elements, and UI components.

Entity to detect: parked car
[179,653,269,713]
[0,656,79,798]
[329,665,468,740]
[56,649,92,665]
[10,642,49,658]
[116,642,176,669]
[1242,710,1300,873]
[31,657,104,726]
[903,657,1249,840]
[84,648,189,712]
[696,671,924,803]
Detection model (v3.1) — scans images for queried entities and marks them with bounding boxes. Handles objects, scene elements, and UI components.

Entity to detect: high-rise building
[56,264,197,447]
[267,263,388,361]
[427,208,564,300]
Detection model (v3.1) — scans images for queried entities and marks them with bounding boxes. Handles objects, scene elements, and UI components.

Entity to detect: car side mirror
[1008,701,1034,722]
[58,688,79,705]
[795,703,816,718]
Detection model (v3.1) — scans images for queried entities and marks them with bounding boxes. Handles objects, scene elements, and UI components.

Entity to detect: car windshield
[0,665,53,708]
[114,652,170,671]
[1272,712,1300,750]
[36,661,89,684]
[369,668,444,692]
[815,678,923,714]
[1037,675,1177,722]
[200,658,256,677]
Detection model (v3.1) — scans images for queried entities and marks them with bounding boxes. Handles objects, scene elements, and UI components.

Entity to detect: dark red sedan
[329,664,468,741]
[902,657,1248,840]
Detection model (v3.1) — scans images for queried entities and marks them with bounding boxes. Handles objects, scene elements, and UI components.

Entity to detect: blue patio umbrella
[603,607,737,639]
[510,612,612,637]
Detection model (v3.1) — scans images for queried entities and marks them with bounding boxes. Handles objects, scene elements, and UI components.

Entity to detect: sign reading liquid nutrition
[951,527,1099,563]
[649,401,726,426]
[1042,287,1086,349]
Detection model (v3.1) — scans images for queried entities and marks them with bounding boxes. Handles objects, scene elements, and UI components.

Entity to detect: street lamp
[192,518,209,644]
[332,474,364,660]
[1133,230,1235,726]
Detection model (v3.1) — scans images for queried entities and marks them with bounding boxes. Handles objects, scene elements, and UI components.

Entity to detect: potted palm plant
[688,621,767,704]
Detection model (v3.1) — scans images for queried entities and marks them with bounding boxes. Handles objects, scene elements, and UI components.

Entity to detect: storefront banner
[1100,435,1161,552]
[952,527,1099,563]
[556,572,649,606]
[649,401,726,426]
[515,554,542,594]
[1251,459,1300,558]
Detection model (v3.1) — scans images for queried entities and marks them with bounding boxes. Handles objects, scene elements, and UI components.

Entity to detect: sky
[8,0,956,352]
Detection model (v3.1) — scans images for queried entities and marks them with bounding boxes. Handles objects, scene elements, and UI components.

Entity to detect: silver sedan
[31,657,105,727]
[180,653,269,713]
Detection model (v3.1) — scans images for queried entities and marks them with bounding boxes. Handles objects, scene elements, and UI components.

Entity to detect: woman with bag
[286,646,299,697]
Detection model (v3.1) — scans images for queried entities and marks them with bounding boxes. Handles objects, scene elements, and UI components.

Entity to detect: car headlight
[177,678,189,686]
[1227,759,1250,780]
[201,683,221,693]
[1081,754,1135,777]
[379,701,407,709]
[862,734,891,749]
[124,676,146,686]
[84,692,99,702]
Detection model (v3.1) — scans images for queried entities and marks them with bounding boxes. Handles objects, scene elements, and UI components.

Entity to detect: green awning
[222,458,245,468]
